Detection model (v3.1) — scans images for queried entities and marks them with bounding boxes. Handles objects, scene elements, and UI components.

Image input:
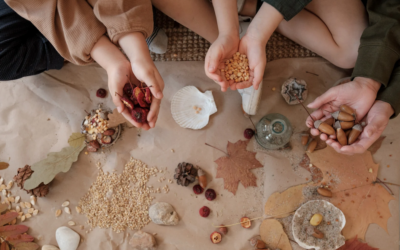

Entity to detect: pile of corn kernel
[83,108,109,138]
[221,52,250,83]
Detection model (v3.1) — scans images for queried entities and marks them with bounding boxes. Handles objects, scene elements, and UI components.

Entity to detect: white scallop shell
[292,200,346,250]
[171,86,217,130]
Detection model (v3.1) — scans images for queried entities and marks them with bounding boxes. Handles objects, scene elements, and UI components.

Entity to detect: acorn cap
[314,120,322,129]
[197,168,205,177]
[352,124,363,131]
[334,121,341,129]
[331,111,340,120]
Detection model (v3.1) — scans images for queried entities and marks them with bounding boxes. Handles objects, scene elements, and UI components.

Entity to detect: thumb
[207,49,223,73]
[364,117,386,138]
[112,91,125,113]
[307,87,339,109]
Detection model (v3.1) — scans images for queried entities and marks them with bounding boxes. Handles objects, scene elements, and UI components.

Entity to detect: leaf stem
[294,94,315,122]
[205,143,229,157]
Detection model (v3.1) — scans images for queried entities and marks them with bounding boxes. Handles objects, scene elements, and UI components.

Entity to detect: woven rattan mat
[151,9,318,62]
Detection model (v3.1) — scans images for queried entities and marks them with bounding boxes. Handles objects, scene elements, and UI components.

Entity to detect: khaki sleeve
[5,0,106,65]
[89,0,154,44]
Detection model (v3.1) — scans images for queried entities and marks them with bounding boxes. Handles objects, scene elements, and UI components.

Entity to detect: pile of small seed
[221,52,250,83]
[79,158,159,233]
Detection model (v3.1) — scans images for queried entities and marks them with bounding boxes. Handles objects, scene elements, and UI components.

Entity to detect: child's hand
[231,34,266,90]
[119,32,164,130]
[306,77,384,154]
[205,34,239,92]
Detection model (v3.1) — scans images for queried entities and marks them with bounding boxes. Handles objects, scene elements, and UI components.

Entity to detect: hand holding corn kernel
[221,52,251,85]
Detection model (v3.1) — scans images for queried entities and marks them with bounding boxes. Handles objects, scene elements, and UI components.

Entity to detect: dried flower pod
[314,120,335,135]
[301,133,309,146]
[306,139,318,153]
[317,187,332,197]
[331,111,355,122]
[312,228,325,239]
[340,104,356,117]
[324,117,335,126]
[348,124,362,144]
[197,168,207,189]
[174,162,198,187]
[336,128,347,146]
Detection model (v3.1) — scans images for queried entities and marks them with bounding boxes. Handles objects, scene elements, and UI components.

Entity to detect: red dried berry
[145,87,152,104]
[134,87,149,108]
[199,206,210,217]
[131,108,149,123]
[96,88,107,98]
[116,92,135,110]
[244,128,255,139]
[103,129,115,136]
[205,189,216,201]
[123,83,135,98]
[88,140,100,149]
[193,184,204,195]
[101,135,112,144]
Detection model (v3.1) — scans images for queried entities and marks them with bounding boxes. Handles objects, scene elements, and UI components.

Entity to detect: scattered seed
[68,221,76,226]
[30,196,36,206]
[11,219,16,225]
[16,206,20,213]
[6,181,13,189]
[64,207,71,214]
[24,202,31,208]
[28,208,34,214]
[33,210,38,216]
[20,202,25,209]
[75,206,82,214]
[21,215,25,222]
[25,213,32,219]
[55,209,62,217]
[8,197,14,203]
[62,201,70,207]
[2,190,7,196]
[0,178,3,185]
[368,168,373,173]
[15,196,20,203]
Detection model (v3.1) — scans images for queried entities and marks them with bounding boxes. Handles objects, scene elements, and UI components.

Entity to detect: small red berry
[205,189,216,201]
[193,184,204,195]
[210,232,222,244]
[96,88,107,98]
[244,128,255,139]
[199,206,210,217]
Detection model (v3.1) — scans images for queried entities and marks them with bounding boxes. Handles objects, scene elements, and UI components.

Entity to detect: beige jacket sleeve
[5,0,154,65]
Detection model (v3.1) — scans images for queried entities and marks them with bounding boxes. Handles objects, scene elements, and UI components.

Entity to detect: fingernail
[307,103,313,108]
[209,66,215,71]
[117,106,122,113]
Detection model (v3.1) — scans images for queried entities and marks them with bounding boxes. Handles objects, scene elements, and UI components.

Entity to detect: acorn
[197,168,207,189]
[334,120,354,130]
[317,187,332,197]
[345,129,351,137]
[301,133,310,146]
[331,111,355,122]
[307,139,318,153]
[340,104,356,118]
[314,120,336,135]
[348,124,362,144]
[324,117,335,126]
[336,128,347,146]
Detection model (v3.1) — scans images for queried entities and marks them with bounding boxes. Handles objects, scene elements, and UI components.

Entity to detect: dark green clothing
[351,0,400,117]
[258,0,311,20]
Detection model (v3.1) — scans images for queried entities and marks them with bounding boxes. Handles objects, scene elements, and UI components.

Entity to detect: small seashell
[33,209,38,216]
[24,202,31,208]
[25,213,31,219]
[15,196,20,203]
[64,207,71,214]
[55,209,62,217]
[21,215,25,222]
[68,221,76,226]
[30,195,36,206]
[75,206,82,214]
[28,208,34,214]
[62,201,70,207]
[171,86,217,130]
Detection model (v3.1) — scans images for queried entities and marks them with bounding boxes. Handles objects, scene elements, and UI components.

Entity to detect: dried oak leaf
[308,146,394,240]
[264,184,307,218]
[337,236,378,250]
[260,219,292,250]
[23,143,85,191]
[6,234,34,246]
[14,242,39,250]
[107,108,130,128]
[67,133,86,148]
[215,140,263,195]
[0,162,9,170]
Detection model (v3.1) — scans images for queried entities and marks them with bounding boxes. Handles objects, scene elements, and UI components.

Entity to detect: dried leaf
[14,242,39,250]
[67,133,85,148]
[0,163,9,170]
[260,219,292,250]
[298,154,323,183]
[368,136,386,155]
[214,140,263,194]
[0,225,29,238]
[107,108,129,128]
[264,184,307,218]
[23,143,85,190]
[0,203,9,214]
[6,234,34,246]
[337,236,378,250]
[0,242,10,250]
[308,146,395,240]
[0,212,18,226]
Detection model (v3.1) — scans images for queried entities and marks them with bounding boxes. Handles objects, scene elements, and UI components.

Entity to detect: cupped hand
[205,34,239,92]
[231,33,266,90]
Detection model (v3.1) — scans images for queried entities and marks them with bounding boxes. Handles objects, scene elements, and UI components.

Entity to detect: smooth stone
[149,202,179,226]
[42,245,60,250]
[129,230,157,250]
[55,226,80,250]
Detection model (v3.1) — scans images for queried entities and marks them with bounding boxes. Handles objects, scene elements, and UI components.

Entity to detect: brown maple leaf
[214,140,263,195]
[337,236,378,250]
[308,146,395,240]
[298,154,323,183]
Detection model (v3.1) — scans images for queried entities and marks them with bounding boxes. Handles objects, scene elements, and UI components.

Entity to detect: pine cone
[174,162,198,187]
[13,165,50,197]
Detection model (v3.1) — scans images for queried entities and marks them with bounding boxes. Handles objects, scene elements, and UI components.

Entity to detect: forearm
[246,3,283,44]
[118,32,149,63]
[212,0,239,38]
[90,36,129,72]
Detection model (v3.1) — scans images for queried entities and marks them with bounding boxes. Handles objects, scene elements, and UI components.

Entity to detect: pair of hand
[205,33,266,92]
[306,77,393,155]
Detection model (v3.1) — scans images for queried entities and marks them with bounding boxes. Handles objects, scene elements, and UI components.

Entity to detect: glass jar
[255,113,293,150]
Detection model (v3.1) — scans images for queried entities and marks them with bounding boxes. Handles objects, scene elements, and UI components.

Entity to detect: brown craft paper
[0,57,398,249]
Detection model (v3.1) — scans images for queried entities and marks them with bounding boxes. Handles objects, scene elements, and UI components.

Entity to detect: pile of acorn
[303,104,362,152]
